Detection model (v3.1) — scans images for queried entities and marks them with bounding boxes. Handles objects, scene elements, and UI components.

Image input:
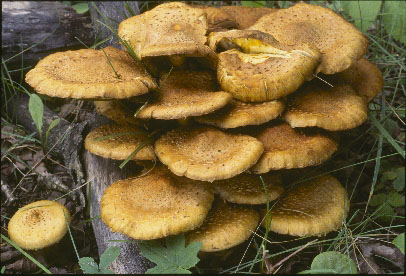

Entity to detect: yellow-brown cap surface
[186,200,259,252]
[8,200,71,250]
[195,99,284,129]
[94,100,141,126]
[250,122,338,173]
[190,4,238,32]
[137,70,232,120]
[249,3,368,74]
[101,166,214,240]
[220,5,277,29]
[261,174,349,236]
[154,126,264,182]
[283,83,368,131]
[84,124,155,160]
[25,47,156,99]
[211,173,284,204]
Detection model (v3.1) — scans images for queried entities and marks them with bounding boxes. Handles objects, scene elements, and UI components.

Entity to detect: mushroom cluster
[21,2,383,254]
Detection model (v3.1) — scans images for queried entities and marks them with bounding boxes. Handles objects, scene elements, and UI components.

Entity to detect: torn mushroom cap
[283,82,368,131]
[190,4,238,32]
[186,200,259,252]
[137,70,232,120]
[220,5,277,29]
[118,2,217,68]
[25,47,157,99]
[321,58,383,103]
[8,200,71,250]
[94,100,143,126]
[101,166,214,240]
[212,30,321,102]
[154,125,264,182]
[195,99,284,129]
[211,172,284,204]
[248,122,338,174]
[249,3,368,74]
[261,174,349,236]
[84,124,155,161]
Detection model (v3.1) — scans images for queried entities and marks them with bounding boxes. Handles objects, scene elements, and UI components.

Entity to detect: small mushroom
[25,47,157,99]
[93,100,143,126]
[261,174,349,236]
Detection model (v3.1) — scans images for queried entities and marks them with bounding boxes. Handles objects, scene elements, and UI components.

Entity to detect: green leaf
[79,257,100,274]
[375,202,395,222]
[393,233,405,254]
[241,1,266,8]
[45,118,60,147]
[99,268,114,274]
[340,1,382,33]
[99,246,120,270]
[387,192,404,207]
[28,94,44,139]
[382,1,406,44]
[1,266,6,274]
[140,234,201,274]
[369,193,387,206]
[310,251,357,274]
[393,167,405,192]
[72,2,89,14]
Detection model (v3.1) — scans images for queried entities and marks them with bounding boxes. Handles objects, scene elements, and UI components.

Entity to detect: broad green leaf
[393,233,405,254]
[146,264,191,274]
[382,1,406,44]
[241,1,266,8]
[1,266,5,273]
[369,193,387,206]
[45,118,60,147]
[387,192,404,207]
[393,167,405,192]
[28,94,44,139]
[340,0,382,33]
[176,241,201,270]
[139,241,168,266]
[99,246,120,270]
[311,251,357,274]
[99,268,114,274]
[72,2,89,14]
[375,202,395,222]
[79,257,100,274]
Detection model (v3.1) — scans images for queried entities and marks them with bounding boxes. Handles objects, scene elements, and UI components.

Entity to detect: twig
[1,180,16,204]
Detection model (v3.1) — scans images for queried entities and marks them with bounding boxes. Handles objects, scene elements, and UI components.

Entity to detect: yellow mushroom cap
[94,100,142,126]
[84,124,155,161]
[101,166,214,240]
[211,172,284,204]
[137,70,232,120]
[283,82,368,131]
[220,5,277,29]
[190,4,238,32]
[249,122,338,173]
[8,200,71,250]
[25,47,157,99]
[261,174,349,236]
[249,3,368,74]
[195,99,284,129]
[154,126,264,182]
[186,200,259,252]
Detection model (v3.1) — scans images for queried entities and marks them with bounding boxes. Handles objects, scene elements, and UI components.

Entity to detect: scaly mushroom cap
[101,166,214,240]
[84,124,155,160]
[137,70,232,119]
[8,200,71,250]
[186,200,259,252]
[283,83,368,131]
[249,122,338,173]
[190,4,238,32]
[322,58,383,103]
[220,5,277,29]
[261,174,349,236]
[154,126,264,182]
[94,100,141,126]
[195,99,284,129]
[118,2,217,67]
[25,47,157,99]
[211,172,284,204]
[249,3,368,74]
[213,30,321,102]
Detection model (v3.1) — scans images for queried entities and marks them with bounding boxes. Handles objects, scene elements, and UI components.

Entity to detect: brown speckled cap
[94,100,142,126]
[283,82,368,131]
[249,3,368,74]
[101,166,214,240]
[154,125,264,182]
[8,200,71,250]
[195,99,284,128]
[220,5,277,29]
[186,200,259,252]
[211,172,284,204]
[25,47,157,99]
[137,70,232,120]
[190,4,238,32]
[84,124,155,161]
[118,2,217,67]
[261,174,349,236]
[249,122,338,173]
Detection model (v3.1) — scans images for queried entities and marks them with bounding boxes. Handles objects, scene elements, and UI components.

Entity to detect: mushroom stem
[169,55,186,66]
